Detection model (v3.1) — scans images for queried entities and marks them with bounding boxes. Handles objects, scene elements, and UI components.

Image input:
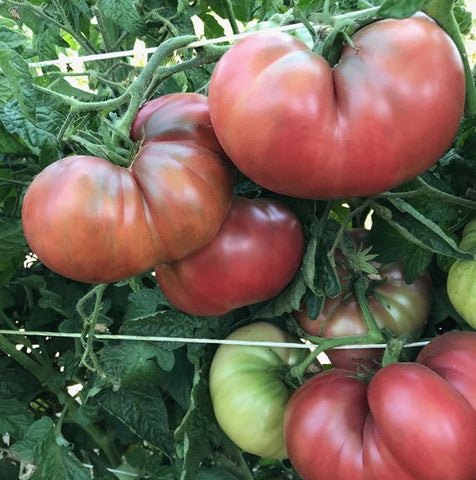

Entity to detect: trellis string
[27,22,309,68]
[0,329,430,350]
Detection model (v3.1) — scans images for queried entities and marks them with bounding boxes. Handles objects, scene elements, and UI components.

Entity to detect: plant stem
[290,332,382,381]
[376,184,476,210]
[354,277,383,337]
[114,35,196,139]
[57,109,75,142]
[0,333,47,382]
[423,0,476,117]
[77,284,107,377]
[222,0,240,34]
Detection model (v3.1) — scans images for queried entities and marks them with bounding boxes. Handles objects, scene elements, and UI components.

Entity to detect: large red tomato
[22,94,234,283]
[208,15,465,199]
[284,331,476,480]
[155,196,304,316]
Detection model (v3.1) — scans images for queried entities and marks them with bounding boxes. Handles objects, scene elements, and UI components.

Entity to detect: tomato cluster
[295,229,432,371]
[20,10,476,480]
[22,94,234,283]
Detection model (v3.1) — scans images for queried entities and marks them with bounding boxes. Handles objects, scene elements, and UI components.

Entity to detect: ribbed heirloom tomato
[284,331,476,480]
[208,14,465,199]
[21,93,234,283]
[155,196,305,316]
[209,322,304,459]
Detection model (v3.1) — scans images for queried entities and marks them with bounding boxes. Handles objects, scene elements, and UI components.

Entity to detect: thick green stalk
[114,35,196,139]
[423,0,476,117]
[222,0,240,34]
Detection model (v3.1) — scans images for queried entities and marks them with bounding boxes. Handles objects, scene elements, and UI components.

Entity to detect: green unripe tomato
[447,218,476,328]
[209,322,304,459]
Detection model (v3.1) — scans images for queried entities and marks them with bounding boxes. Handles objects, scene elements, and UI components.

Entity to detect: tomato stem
[77,284,108,378]
[290,331,383,382]
[222,0,240,34]
[114,35,196,138]
[380,336,407,367]
[423,0,476,117]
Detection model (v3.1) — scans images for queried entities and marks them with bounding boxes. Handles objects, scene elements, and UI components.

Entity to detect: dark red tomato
[22,93,233,283]
[284,331,476,480]
[208,15,465,199]
[295,262,432,370]
[131,92,225,155]
[155,197,304,316]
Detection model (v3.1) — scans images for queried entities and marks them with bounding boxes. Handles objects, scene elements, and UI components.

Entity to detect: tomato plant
[155,196,305,316]
[295,229,432,370]
[447,217,476,328]
[208,15,465,199]
[2,1,476,479]
[21,93,234,283]
[209,321,304,459]
[284,331,476,480]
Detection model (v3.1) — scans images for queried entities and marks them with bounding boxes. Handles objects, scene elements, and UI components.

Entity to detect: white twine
[27,22,308,68]
[0,329,430,350]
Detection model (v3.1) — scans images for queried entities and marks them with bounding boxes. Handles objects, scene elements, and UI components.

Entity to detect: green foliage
[0,0,474,478]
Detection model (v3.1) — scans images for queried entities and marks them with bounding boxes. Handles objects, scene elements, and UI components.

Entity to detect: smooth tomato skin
[130,92,225,155]
[284,331,476,480]
[155,197,304,316]
[22,94,234,283]
[208,15,465,199]
[295,262,432,370]
[209,322,304,459]
[447,218,476,328]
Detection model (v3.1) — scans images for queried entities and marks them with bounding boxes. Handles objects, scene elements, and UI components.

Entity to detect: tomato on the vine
[22,93,234,284]
[284,330,476,480]
[208,15,465,199]
[209,322,304,459]
[295,229,432,370]
[447,218,476,328]
[155,196,305,316]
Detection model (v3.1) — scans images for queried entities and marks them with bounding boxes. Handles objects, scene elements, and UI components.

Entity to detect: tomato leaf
[97,0,144,33]
[0,100,59,159]
[196,469,240,480]
[252,273,307,319]
[0,49,36,119]
[378,0,425,19]
[175,368,229,480]
[0,399,34,439]
[302,218,341,298]
[369,218,433,283]
[0,362,41,400]
[0,218,27,286]
[97,385,173,453]
[10,417,91,480]
[124,287,171,322]
[372,199,473,260]
[0,462,19,480]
